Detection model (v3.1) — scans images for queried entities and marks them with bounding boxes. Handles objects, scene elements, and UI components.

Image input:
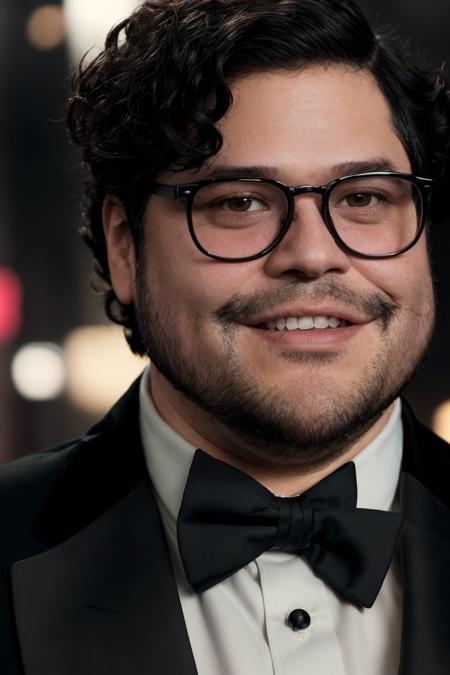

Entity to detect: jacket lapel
[11,379,198,675]
[12,479,197,675]
[11,480,197,675]
[398,405,450,675]
[398,473,450,675]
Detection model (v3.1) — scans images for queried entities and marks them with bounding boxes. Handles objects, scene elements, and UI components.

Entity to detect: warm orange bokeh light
[25,5,65,50]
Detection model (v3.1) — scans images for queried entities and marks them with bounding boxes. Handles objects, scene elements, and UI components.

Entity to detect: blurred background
[1,0,449,463]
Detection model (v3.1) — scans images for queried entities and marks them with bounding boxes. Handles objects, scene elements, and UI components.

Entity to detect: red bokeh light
[0,268,23,344]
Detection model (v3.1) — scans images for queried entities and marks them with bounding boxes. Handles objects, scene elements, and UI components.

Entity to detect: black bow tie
[177,450,403,608]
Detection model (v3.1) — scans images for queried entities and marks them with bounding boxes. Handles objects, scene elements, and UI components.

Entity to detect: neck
[149,368,395,496]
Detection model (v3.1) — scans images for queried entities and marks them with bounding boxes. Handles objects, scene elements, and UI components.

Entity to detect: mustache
[216,278,398,327]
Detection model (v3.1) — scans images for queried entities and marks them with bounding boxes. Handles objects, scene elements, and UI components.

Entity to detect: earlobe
[102,196,135,305]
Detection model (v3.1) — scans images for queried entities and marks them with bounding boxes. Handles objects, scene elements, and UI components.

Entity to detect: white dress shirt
[139,369,403,675]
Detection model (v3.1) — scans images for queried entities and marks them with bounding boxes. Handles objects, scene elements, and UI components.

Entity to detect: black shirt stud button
[287,608,311,631]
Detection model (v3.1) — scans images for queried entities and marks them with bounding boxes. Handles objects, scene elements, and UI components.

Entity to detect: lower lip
[249,323,366,348]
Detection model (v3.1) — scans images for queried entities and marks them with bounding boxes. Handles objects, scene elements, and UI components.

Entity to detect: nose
[263,194,352,279]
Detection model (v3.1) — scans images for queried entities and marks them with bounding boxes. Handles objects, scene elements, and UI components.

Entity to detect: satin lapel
[11,480,198,675]
[398,471,450,675]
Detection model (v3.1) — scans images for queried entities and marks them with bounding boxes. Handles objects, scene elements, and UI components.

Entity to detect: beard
[134,264,435,469]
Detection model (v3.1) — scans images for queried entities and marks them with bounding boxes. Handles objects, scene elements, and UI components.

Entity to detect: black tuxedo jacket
[1,379,450,674]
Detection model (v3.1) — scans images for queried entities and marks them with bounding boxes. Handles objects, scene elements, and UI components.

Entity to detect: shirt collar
[139,367,403,535]
[352,399,402,510]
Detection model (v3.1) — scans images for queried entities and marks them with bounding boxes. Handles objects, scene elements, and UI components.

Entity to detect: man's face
[125,66,435,466]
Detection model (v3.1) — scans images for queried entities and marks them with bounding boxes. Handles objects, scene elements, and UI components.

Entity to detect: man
[2,0,450,673]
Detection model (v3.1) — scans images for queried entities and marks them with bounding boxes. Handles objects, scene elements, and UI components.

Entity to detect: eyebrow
[185,158,402,183]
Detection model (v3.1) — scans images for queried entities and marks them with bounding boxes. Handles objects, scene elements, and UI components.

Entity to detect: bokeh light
[64,325,146,414]
[64,0,139,63]
[25,5,65,51]
[0,268,23,344]
[432,400,450,443]
[11,342,66,401]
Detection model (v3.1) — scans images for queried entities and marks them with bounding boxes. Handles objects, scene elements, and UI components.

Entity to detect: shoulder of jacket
[0,439,81,510]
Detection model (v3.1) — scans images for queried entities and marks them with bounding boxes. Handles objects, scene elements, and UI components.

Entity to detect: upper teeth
[266,316,344,330]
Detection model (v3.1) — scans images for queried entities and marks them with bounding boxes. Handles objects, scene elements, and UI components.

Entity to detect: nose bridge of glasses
[288,185,327,222]
[289,185,326,198]
[282,184,339,252]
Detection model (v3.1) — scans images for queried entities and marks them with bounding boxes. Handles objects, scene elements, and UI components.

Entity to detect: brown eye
[343,192,381,207]
[221,196,266,212]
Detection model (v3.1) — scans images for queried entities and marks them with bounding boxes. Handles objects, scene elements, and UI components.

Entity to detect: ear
[102,196,135,305]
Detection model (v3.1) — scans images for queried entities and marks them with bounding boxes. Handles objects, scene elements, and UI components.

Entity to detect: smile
[242,306,370,350]
[265,316,349,330]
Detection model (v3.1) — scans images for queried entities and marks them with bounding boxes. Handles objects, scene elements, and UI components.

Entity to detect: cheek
[354,239,433,312]
[145,213,258,317]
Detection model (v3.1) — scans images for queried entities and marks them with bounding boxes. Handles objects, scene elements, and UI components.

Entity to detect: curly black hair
[66,0,450,355]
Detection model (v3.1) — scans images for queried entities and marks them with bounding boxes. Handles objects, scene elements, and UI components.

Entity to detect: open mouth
[257,315,352,331]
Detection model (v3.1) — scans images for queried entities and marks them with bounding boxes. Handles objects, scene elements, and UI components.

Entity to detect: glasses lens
[329,175,422,256]
[191,180,288,259]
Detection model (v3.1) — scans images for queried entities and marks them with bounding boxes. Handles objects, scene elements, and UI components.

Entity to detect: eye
[218,195,267,212]
[341,191,385,208]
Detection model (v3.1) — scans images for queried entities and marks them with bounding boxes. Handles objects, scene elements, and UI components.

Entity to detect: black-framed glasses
[149,171,433,262]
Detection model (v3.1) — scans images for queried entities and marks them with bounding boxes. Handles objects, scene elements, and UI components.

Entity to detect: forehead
[207,65,411,182]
